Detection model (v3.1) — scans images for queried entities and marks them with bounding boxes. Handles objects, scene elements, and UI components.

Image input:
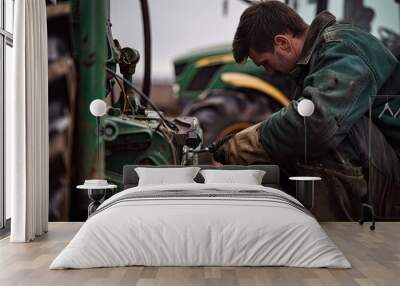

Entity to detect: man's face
[249,35,300,76]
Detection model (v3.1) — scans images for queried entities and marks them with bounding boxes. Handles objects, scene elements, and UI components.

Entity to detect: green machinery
[71,0,202,196]
[173,44,283,105]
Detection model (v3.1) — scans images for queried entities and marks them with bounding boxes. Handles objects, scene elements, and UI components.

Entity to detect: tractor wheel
[182,88,282,164]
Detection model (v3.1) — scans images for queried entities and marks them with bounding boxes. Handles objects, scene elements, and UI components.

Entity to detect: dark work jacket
[260,11,400,170]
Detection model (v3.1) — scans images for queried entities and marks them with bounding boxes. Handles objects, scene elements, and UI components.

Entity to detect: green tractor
[174,0,400,164]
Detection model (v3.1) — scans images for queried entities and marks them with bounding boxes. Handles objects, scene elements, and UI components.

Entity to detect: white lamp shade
[90,99,107,117]
[297,99,315,117]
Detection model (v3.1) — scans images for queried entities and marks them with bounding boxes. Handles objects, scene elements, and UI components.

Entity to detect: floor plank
[0,222,399,286]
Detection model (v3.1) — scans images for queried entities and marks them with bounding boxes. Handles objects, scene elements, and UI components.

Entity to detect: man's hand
[212,122,272,165]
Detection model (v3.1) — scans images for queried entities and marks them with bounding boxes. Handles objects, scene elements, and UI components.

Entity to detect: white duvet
[50,183,351,269]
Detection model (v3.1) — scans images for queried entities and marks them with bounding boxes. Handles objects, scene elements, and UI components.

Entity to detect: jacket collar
[290,11,336,77]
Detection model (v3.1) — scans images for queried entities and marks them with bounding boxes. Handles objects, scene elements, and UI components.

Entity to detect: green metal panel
[73,0,107,180]
[104,116,175,190]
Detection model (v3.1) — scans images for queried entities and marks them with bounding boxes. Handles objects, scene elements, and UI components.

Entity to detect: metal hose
[139,0,152,106]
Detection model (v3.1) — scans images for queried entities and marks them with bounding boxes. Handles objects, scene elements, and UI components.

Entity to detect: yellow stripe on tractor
[195,54,235,68]
[221,72,289,107]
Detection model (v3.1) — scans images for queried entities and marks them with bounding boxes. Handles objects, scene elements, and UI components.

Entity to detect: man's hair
[233,1,308,63]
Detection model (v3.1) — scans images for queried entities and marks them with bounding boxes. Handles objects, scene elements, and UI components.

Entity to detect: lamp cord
[304,117,307,165]
[97,117,100,177]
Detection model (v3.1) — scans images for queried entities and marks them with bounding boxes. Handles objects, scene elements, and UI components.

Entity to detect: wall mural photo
[46,0,400,223]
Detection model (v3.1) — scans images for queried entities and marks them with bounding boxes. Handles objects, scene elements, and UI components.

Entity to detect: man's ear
[273,35,291,52]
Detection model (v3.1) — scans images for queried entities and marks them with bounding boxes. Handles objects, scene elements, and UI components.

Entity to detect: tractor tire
[182,88,282,164]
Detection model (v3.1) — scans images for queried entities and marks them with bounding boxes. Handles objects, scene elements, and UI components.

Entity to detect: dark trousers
[283,117,400,221]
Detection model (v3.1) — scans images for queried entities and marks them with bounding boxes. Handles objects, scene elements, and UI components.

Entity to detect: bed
[50,165,351,269]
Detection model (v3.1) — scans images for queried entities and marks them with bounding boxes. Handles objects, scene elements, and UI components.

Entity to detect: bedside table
[77,180,117,217]
[289,176,321,210]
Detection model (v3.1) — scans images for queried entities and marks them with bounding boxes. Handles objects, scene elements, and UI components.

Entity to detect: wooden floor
[0,222,399,286]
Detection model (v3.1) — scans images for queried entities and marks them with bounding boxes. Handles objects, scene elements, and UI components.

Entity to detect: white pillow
[200,169,266,185]
[135,167,201,186]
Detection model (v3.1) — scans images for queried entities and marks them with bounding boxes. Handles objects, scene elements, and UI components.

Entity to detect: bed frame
[122,165,281,190]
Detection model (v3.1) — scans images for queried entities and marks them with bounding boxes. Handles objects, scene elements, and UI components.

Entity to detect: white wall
[110,0,249,82]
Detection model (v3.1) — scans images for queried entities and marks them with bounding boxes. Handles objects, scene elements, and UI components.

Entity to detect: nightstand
[77,180,117,217]
[289,176,321,210]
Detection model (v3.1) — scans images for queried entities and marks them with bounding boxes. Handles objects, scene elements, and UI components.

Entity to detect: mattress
[50,183,351,269]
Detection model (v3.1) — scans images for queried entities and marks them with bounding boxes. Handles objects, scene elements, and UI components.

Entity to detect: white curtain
[7,0,49,242]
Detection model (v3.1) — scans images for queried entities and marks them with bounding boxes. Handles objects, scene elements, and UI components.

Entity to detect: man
[214,1,400,220]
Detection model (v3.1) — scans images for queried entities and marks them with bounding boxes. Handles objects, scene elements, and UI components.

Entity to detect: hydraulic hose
[106,67,179,132]
[140,0,152,106]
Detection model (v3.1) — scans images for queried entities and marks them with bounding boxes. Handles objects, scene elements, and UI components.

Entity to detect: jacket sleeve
[260,41,378,161]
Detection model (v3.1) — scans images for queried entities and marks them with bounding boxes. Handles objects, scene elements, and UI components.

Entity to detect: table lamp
[291,99,319,210]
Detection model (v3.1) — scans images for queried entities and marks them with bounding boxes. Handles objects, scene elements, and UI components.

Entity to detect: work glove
[213,122,272,165]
